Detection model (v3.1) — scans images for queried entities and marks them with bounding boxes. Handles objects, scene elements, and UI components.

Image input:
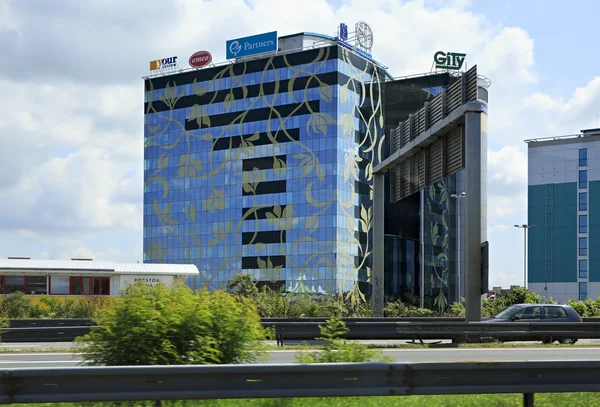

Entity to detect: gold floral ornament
[202,188,226,213]
[153,199,177,226]
[159,82,185,109]
[183,203,197,223]
[344,152,362,183]
[188,104,211,129]
[306,112,336,136]
[177,154,203,178]
[273,156,287,177]
[235,132,259,160]
[144,153,169,198]
[304,182,333,234]
[143,241,167,262]
[208,220,233,248]
[265,204,294,230]
[242,167,266,195]
[257,257,283,282]
[292,153,325,181]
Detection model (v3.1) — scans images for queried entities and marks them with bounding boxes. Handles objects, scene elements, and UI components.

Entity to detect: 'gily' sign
[434,51,466,70]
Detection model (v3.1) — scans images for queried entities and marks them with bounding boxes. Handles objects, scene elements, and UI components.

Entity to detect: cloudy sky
[0,0,598,288]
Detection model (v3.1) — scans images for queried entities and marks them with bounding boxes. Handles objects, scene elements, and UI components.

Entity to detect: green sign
[434,51,466,70]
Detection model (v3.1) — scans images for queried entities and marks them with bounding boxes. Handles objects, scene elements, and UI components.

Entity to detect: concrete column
[464,112,483,322]
[372,173,385,317]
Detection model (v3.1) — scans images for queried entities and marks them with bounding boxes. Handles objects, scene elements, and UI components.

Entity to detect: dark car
[483,304,583,344]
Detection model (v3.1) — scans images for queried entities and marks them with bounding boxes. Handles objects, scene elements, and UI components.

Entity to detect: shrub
[295,318,392,363]
[75,282,267,366]
[0,292,36,318]
[384,299,436,317]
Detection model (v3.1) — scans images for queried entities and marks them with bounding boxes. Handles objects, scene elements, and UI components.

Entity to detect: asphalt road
[1,347,599,368]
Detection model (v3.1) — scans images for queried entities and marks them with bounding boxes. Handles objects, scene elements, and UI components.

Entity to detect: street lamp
[514,224,535,289]
[450,192,466,301]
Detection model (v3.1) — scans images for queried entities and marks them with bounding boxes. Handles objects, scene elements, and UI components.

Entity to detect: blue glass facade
[143,46,386,296]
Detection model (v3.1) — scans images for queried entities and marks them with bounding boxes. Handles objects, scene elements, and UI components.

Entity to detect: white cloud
[489,224,509,234]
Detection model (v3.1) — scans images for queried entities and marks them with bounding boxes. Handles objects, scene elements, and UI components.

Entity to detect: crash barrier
[0,361,598,406]
[2,318,599,344]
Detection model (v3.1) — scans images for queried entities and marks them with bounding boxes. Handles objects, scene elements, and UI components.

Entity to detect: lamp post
[450,192,466,301]
[514,224,535,289]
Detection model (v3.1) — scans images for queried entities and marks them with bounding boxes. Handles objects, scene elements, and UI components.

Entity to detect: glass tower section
[143,46,386,297]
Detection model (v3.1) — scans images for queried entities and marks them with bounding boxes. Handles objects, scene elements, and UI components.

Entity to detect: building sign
[189,51,212,68]
[120,275,174,289]
[339,23,348,41]
[336,21,373,59]
[226,31,277,59]
[149,56,178,71]
[434,51,466,70]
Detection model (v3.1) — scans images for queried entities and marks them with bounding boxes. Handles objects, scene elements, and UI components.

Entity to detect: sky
[0,0,599,289]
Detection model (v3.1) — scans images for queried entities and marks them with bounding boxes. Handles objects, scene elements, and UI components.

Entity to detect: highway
[1,347,599,368]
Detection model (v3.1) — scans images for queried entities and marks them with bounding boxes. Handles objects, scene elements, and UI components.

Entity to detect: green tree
[76,282,267,366]
[295,318,392,363]
[227,273,259,300]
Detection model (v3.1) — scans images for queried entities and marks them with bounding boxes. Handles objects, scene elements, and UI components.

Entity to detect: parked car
[482,304,583,344]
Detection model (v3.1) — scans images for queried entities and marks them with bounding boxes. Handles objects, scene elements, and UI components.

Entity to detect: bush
[384,299,436,317]
[75,282,268,366]
[295,318,392,363]
[0,292,36,318]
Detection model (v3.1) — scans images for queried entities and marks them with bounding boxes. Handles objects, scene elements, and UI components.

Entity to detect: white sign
[120,275,174,290]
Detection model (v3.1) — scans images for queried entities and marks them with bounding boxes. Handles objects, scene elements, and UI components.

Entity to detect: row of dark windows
[242,205,288,220]
[243,155,286,171]
[242,230,286,245]
[185,100,320,130]
[242,256,286,269]
[146,71,345,114]
[213,129,300,151]
[242,180,287,196]
[145,46,382,91]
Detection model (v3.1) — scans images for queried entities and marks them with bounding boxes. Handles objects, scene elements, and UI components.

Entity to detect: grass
[8,393,600,406]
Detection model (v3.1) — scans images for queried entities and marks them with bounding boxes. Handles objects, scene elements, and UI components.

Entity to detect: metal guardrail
[0,361,598,405]
[267,321,600,345]
[2,319,599,344]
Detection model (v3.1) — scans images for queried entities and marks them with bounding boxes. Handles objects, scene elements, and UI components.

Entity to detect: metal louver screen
[428,139,443,183]
[401,160,411,198]
[446,127,463,175]
[417,150,426,190]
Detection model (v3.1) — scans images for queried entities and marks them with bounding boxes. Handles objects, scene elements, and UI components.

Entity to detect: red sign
[189,51,212,68]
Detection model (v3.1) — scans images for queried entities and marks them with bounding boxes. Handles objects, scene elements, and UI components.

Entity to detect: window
[579,170,588,189]
[579,149,588,166]
[3,276,25,294]
[579,192,588,211]
[579,259,588,278]
[514,306,542,320]
[0,276,48,294]
[544,306,568,319]
[579,282,588,301]
[579,215,588,233]
[579,237,588,255]
[69,277,110,295]
[25,276,47,295]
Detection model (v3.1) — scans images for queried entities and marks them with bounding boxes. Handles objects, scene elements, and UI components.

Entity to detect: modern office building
[527,127,600,302]
[143,27,485,309]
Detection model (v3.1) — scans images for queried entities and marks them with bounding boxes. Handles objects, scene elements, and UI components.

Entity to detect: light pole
[450,192,466,301]
[514,224,535,289]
